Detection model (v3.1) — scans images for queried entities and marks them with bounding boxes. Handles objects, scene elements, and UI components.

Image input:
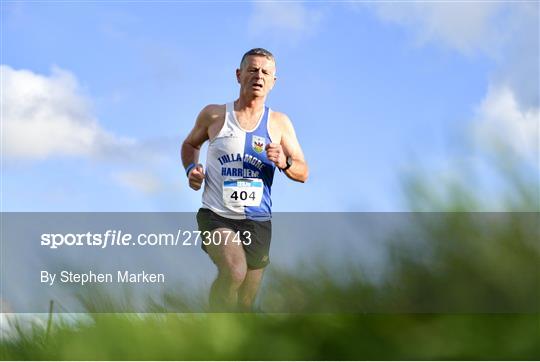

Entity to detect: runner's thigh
[204,228,247,269]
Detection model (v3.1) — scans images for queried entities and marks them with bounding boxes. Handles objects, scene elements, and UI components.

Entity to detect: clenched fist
[188,164,205,190]
[265,143,286,169]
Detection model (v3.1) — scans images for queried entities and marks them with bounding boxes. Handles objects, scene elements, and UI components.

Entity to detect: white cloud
[367,3,539,108]
[366,3,539,166]
[491,3,539,109]
[112,170,162,194]
[1,65,135,160]
[248,3,322,43]
[370,3,504,55]
[472,85,539,164]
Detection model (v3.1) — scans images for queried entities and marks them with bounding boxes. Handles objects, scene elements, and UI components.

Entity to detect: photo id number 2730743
[184,230,252,246]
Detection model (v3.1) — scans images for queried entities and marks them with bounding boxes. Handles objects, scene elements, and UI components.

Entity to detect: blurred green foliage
[1,313,538,360]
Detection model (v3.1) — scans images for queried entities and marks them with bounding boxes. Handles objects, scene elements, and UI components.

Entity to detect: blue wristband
[185,163,196,177]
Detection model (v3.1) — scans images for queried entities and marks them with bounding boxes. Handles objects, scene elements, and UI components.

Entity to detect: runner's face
[237,56,276,98]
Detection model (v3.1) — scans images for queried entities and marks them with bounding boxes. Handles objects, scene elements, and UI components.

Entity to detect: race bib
[223,178,264,207]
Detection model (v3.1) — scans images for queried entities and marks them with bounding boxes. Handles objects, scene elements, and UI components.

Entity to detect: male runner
[181,48,308,311]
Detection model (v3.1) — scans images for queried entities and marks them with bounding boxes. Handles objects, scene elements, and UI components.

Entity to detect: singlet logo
[252,135,265,153]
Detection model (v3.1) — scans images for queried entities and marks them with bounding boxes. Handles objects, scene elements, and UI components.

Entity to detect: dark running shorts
[196,208,272,269]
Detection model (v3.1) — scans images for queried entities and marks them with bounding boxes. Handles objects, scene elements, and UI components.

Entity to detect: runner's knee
[219,261,247,286]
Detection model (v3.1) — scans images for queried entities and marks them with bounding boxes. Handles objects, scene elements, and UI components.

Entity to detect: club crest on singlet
[252,135,265,153]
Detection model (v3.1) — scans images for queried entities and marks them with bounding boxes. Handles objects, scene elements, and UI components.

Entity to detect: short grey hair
[239,48,275,69]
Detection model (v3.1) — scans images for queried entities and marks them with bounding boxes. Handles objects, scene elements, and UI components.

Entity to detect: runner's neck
[235,97,265,114]
[234,99,265,129]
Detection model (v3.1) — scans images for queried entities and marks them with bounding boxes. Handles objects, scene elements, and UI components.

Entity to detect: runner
[181,48,308,311]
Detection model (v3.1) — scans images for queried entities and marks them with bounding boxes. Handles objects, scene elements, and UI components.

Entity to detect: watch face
[287,156,293,166]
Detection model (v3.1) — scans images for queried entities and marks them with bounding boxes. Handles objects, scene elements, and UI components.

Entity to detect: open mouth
[252,83,263,89]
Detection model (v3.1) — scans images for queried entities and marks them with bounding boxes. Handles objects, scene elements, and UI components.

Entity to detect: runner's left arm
[278,114,309,183]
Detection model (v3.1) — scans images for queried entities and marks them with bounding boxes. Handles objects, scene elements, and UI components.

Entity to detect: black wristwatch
[280,156,293,172]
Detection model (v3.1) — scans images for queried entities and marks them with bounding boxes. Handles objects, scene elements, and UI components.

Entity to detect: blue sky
[2,2,538,212]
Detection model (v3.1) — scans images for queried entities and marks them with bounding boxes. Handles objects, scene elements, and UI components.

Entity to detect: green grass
[2,313,539,360]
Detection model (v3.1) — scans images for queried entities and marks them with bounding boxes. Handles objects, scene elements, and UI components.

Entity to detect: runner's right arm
[181,106,212,190]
